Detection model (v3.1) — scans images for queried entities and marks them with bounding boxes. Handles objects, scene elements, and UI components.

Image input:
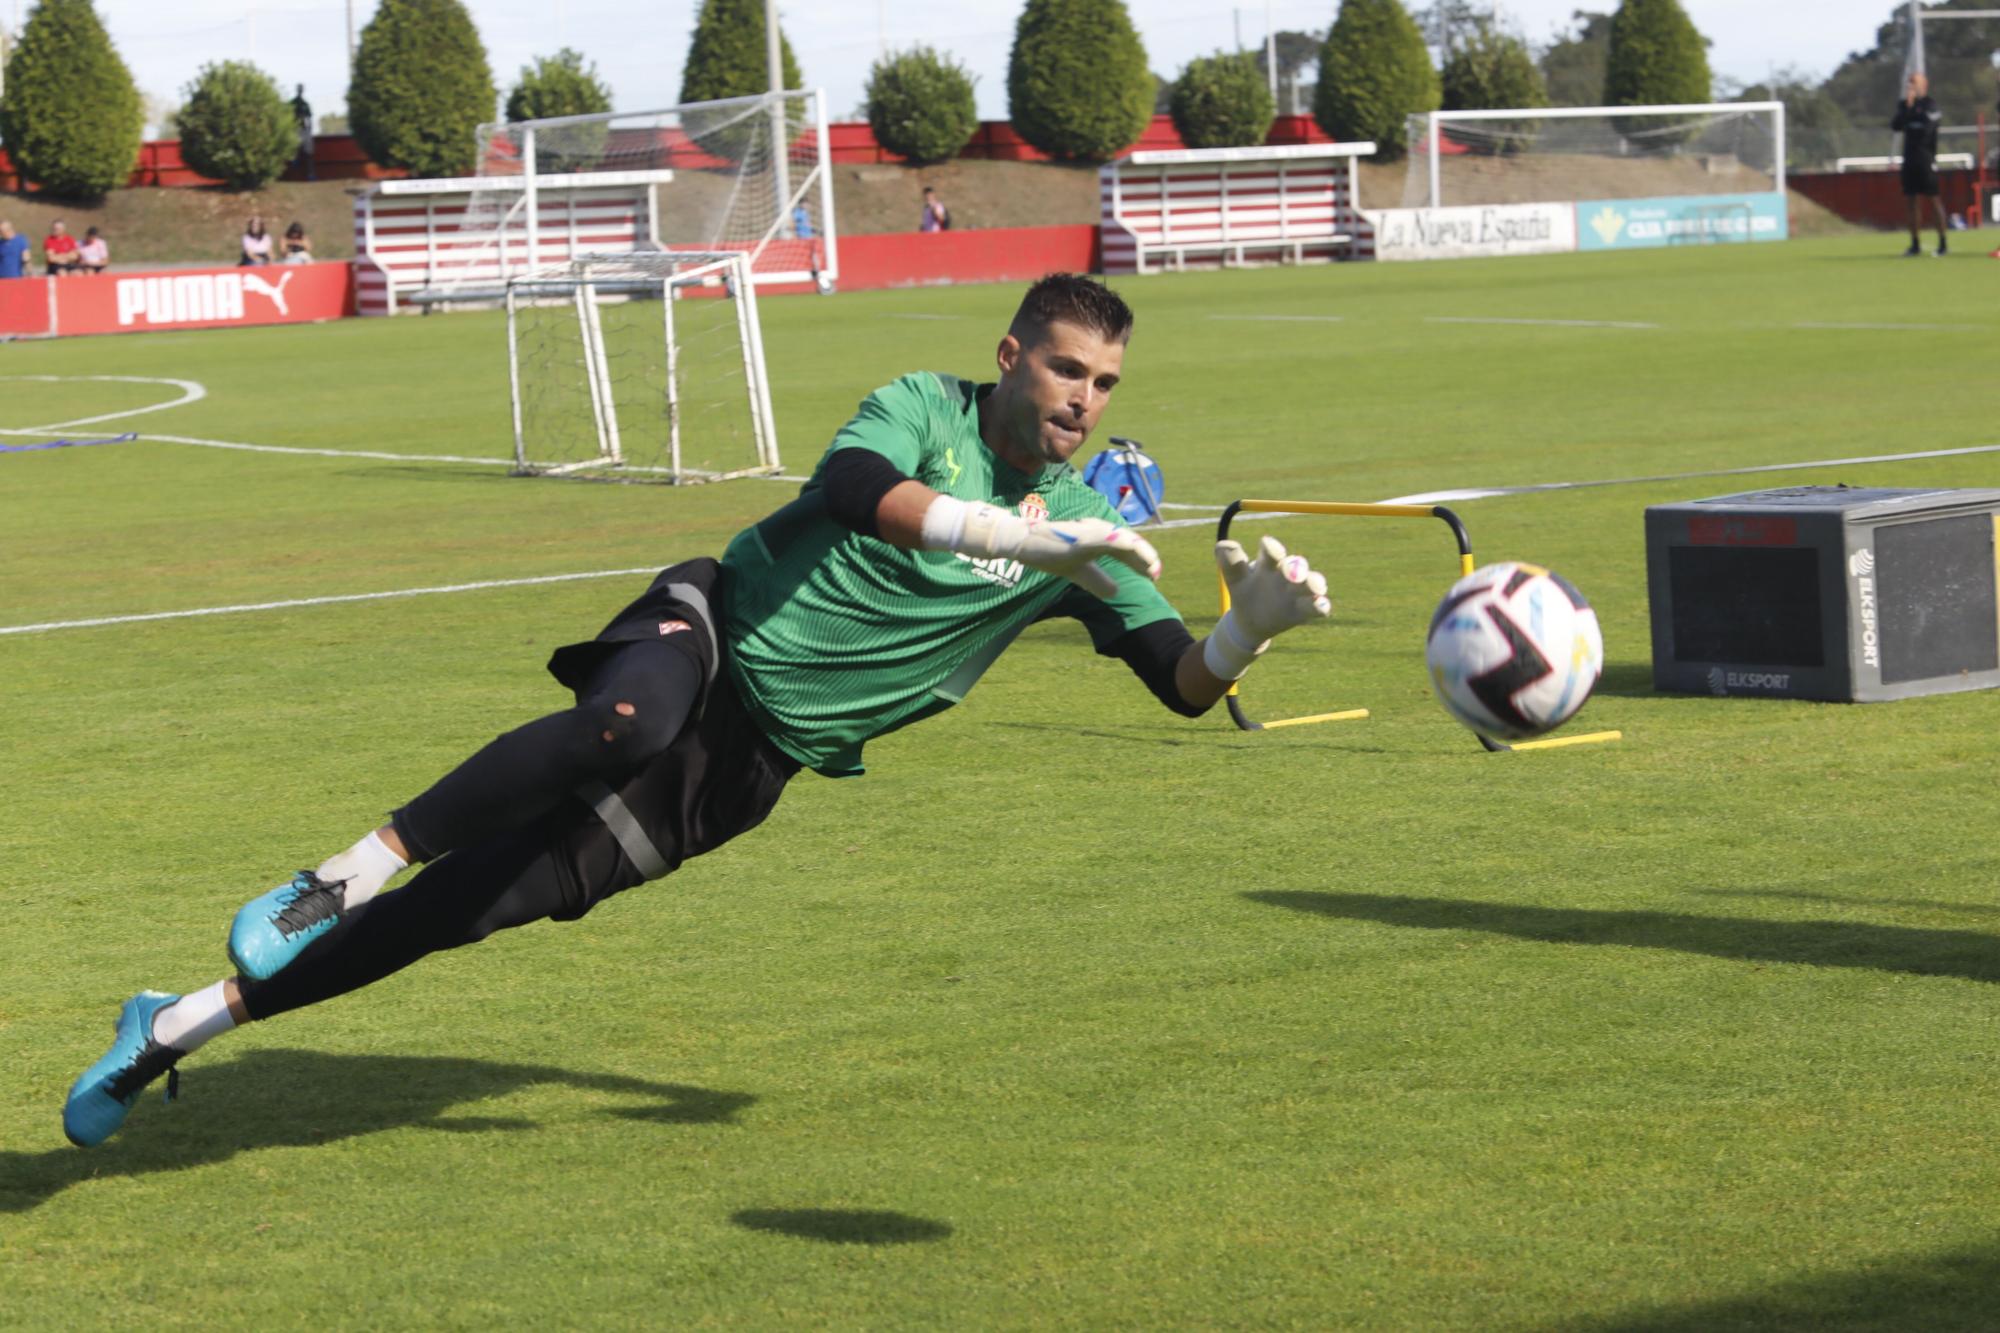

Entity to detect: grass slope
[3,233,1998,1328]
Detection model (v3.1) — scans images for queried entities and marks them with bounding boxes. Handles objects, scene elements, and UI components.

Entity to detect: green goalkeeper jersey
[721,371,1178,776]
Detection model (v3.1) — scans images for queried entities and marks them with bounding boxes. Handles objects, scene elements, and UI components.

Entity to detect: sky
[17,1,1930,130]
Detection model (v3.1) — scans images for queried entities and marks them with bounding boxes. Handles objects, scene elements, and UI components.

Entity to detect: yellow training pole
[1501,730,1624,752]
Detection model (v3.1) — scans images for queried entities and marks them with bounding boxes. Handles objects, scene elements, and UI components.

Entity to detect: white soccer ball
[1424,562,1604,741]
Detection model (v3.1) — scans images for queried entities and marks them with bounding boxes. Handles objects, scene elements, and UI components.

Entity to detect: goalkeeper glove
[1204,535,1332,680]
[921,495,1162,598]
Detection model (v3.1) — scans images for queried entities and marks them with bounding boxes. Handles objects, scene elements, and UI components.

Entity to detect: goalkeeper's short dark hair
[1010,273,1134,346]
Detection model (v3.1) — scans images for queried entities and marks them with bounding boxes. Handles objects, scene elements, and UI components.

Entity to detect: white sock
[316,829,408,908]
[152,980,237,1053]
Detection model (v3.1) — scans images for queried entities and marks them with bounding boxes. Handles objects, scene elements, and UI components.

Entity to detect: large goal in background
[434,90,838,299]
[1402,102,1787,211]
[506,251,780,483]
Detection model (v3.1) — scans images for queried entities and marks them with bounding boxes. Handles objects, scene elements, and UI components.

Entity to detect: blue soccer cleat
[63,990,184,1147]
[228,870,346,981]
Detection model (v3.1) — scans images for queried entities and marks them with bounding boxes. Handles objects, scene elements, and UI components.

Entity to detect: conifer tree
[0,0,142,199]
[348,0,496,178]
[1007,0,1154,162]
[1314,0,1440,161]
[1605,0,1710,145]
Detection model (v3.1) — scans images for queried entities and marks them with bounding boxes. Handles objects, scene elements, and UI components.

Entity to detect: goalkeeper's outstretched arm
[1082,535,1331,717]
[821,450,1162,599]
[1174,535,1332,710]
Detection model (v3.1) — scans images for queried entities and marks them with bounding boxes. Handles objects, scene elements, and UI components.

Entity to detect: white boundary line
[1206,314,1346,323]
[1425,316,1658,330]
[1787,321,1982,332]
[0,375,208,432]
[0,569,661,637]
[1377,443,2000,505]
[10,443,1996,636]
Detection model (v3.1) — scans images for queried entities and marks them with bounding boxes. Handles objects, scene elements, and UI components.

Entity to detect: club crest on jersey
[657,620,692,636]
[1019,492,1048,523]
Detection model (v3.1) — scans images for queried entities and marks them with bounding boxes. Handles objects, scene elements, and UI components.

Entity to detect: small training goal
[505,250,780,483]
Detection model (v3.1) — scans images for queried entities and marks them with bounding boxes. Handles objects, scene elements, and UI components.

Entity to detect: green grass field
[5,233,2000,1329]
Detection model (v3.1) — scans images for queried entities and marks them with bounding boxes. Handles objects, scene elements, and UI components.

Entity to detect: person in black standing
[1892,71,1948,257]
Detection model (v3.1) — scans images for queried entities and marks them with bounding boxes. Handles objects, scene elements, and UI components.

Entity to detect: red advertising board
[0,262,354,338]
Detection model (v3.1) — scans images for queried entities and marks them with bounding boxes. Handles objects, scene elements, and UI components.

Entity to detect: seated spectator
[0,220,29,279]
[282,221,312,263]
[78,226,109,274]
[240,215,274,266]
[44,219,81,276]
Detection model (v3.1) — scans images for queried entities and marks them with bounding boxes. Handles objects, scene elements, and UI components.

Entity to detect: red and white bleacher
[351,171,673,315]
[1098,143,1377,274]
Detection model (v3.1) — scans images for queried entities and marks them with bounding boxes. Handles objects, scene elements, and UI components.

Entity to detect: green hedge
[1440,25,1546,155]
[866,46,978,165]
[1314,0,1439,162]
[178,61,298,190]
[348,0,496,179]
[506,49,612,171]
[0,0,141,199]
[1007,0,1153,162]
[1169,52,1275,149]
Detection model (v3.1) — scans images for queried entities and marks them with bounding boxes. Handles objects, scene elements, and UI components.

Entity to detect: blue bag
[1081,437,1164,524]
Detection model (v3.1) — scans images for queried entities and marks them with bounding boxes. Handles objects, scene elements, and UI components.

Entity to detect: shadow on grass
[0,1048,753,1213]
[731,1208,952,1245]
[1564,1238,2000,1331]
[1695,885,2000,919]
[1594,661,1657,699]
[1246,890,2000,984]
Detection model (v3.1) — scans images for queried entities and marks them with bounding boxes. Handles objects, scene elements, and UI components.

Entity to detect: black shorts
[547,664,799,919]
[1901,161,1939,197]
[547,557,799,916]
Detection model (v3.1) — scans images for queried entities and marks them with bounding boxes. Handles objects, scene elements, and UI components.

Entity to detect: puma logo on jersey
[955,553,1026,588]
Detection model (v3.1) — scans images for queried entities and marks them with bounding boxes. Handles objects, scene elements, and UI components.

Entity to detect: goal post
[1405,101,1787,211]
[435,89,838,301]
[505,251,781,484]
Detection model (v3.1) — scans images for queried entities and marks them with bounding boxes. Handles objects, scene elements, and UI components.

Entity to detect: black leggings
[239,638,701,1022]
[238,813,635,1021]
[391,637,702,862]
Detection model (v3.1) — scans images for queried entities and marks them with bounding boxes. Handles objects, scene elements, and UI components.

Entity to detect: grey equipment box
[1645,485,2000,701]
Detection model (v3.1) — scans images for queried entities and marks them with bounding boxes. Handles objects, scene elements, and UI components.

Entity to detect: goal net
[1401,102,1786,209]
[506,251,780,483]
[436,90,837,300]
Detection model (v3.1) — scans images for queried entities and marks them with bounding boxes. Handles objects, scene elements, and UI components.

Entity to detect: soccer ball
[1424,563,1604,741]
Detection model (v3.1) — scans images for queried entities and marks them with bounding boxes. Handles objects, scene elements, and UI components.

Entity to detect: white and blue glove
[922,495,1162,598]
[1205,535,1332,680]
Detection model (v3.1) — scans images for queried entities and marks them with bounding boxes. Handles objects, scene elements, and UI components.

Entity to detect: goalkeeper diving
[62,273,1333,1147]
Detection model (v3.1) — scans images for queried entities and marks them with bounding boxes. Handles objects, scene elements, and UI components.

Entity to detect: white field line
[1788,321,1982,332]
[13,435,1996,634]
[142,432,516,467]
[0,569,662,637]
[1378,442,2000,505]
[0,374,208,431]
[0,428,815,484]
[1206,314,1345,323]
[1425,316,1658,330]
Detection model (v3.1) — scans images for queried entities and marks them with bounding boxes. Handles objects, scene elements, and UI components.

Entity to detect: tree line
[0,0,1968,200]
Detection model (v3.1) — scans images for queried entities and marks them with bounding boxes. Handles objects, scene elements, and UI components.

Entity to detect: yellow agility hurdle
[1215,498,1622,754]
